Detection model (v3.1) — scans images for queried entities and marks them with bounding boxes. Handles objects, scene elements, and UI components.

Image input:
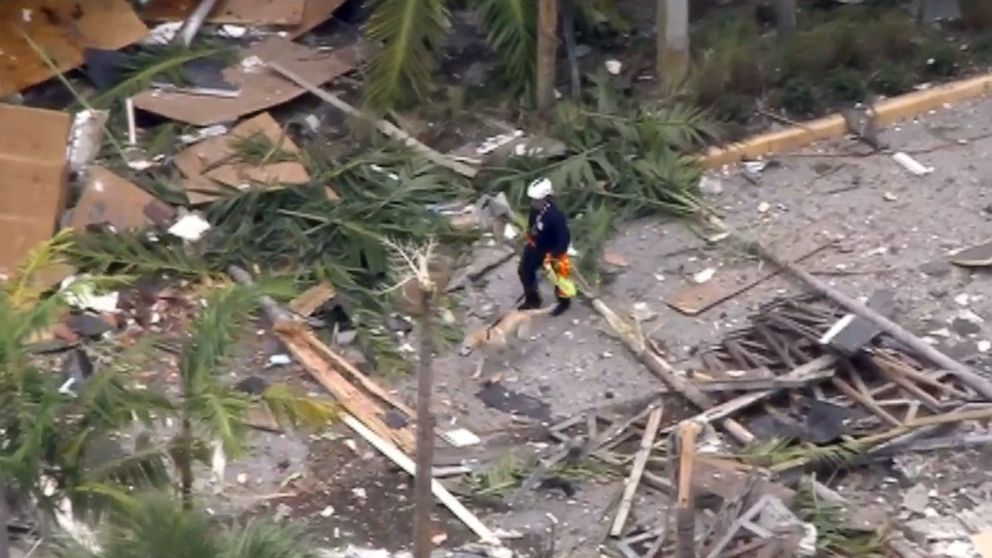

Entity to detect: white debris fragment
[956,309,985,324]
[928,328,951,338]
[758,201,771,213]
[979,340,991,353]
[61,276,120,313]
[503,223,519,240]
[336,329,357,345]
[476,130,524,155]
[236,472,248,484]
[240,55,265,72]
[67,110,110,173]
[319,505,335,518]
[22,9,32,22]
[351,487,367,500]
[692,267,716,284]
[143,22,184,45]
[699,175,723,195]
[883,191,898,202]
[168,213,212,241]
[955,293,972,307]
[632,302,657,322]
[444,428,482,448]
[179,124,229,145]
[267,354,292,367]
[892,151,934,176]
[798,523,818,557]
[304,114,321,132]
[211,440,226,486]
[604,59,623,75]
[743,160,768,174]
[220,24,248,38]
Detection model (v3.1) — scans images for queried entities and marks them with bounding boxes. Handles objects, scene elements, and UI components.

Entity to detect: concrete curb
[700,73,992,169]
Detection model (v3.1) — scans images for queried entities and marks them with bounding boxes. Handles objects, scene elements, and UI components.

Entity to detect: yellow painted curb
[700,73,992,169]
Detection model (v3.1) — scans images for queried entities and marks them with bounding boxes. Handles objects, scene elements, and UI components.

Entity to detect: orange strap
[545,253,571,278]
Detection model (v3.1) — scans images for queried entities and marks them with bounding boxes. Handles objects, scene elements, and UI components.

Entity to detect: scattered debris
[893,151,934,176]
[444,428,482,448]
[70,166,175,231]
[167,213,212,241]
[0,0,148,96]
[692,267,716,285]
[951,238,992,268]
[61,276,119,314]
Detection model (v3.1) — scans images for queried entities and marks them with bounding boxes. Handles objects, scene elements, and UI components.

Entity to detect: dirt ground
[188,94,992,558]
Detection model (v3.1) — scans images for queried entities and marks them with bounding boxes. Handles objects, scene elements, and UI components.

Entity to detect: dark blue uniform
[518,201,570,305]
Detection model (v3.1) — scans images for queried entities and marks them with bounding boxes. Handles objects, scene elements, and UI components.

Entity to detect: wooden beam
[413,283,435,558]
[611,406,664,537]
[675,421,701,558]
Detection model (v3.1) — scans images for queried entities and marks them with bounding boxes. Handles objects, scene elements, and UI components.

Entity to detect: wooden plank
[288,281,336,316]
[831,375,903,427]
[611,406,664,537]
[675,421,700,558]
[666,236,830,316]
[873,357,943,413]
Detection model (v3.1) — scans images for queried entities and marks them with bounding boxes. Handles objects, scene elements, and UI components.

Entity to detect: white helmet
[526,178,553,200]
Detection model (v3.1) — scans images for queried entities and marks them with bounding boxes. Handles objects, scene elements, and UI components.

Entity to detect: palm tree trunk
[0,484,10,558]
[412,287,435,558]
[561,0,580,97]
[536,0,559,114]
[775,0,797,34]
[656,0,690,88]
[179,417,194,509]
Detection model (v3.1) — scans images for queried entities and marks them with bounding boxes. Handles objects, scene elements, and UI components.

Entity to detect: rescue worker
[518,178,573,316]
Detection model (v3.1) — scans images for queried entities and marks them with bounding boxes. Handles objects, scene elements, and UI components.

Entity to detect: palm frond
[190,387,252,455]
[179,284,261,391]
[89,44,234,109]
[363,0,451,111]
[3,229,75,308]
[68,230,212,277]
[220,520,314,558]
[794,479,889,557]
[103,492,219,558]
[259,385,338,430]
[477,0,537,95]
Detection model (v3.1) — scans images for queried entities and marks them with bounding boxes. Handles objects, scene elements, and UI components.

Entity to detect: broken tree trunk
[675,421,700,558]
[537,0,559,114]
[589,298,753,445]
[611,405,664,537]
[744,238,992,401]
[775,0,797,34]
[413,282,435,558]
[265,61,478,178]
[657,0,689,88]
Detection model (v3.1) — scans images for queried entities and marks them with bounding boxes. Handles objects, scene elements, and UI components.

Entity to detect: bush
[870,62,914,96]
[920,41,961,78]
[778,78,822,116]
[828,69,867,103]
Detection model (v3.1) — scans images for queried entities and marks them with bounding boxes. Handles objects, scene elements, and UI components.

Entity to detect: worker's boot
[551,295,571,317]
[518,290,542,310]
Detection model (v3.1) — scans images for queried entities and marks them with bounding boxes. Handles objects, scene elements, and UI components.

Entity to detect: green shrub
[920,41,961,78]
[870,62,914,96]
[828,69,867,103]
[778,78,823,116]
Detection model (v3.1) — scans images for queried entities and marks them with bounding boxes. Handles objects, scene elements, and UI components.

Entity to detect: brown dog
[459,306,553,357]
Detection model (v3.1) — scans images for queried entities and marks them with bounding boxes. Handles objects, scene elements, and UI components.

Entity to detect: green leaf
[477,0,537,96]
[364,0,451,112]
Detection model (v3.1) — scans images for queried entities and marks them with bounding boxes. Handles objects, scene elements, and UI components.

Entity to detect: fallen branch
[266,61,478,178]
[741,237,992,400]
[611,405,664,537]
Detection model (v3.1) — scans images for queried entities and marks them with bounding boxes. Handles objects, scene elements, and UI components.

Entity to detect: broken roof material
[0,0,148,97]
[0,104,71,275]
[173,112,310,204]
[132,37,360,126]
[69,166,176,231]
[140,0,306,26]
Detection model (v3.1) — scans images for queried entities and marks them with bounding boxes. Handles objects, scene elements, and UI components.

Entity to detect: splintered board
[666,228,832,316]
[0,0,148,96]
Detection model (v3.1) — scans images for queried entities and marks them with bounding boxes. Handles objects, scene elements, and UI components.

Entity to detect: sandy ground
[154,95,992,558]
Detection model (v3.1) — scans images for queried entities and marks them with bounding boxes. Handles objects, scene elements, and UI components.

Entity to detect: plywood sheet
[288,0,348,39]
[70,166,175,231]
[173,112,310,204]
[132,37,359,125]
[0,0,148,97]
[666,229,831,316]
[0,105,71,275]
[141,0,305,25]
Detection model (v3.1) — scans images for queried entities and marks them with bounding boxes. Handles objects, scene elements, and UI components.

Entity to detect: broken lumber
[611,405,664,537]
[266,61,478,178]
[661,354,838,436]
[675,421,701,558]
[341,414,501,546]
[589,298,754,445]
[228,266,416,452]
[831,375,903,427]
[288,281,336,316]
[744,236,992,400]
